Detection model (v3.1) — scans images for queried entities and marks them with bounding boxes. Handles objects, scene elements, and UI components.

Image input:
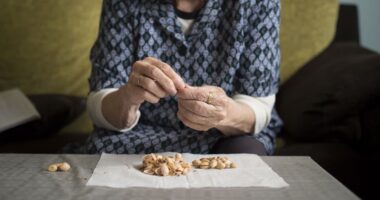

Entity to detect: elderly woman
[85,0,282,155]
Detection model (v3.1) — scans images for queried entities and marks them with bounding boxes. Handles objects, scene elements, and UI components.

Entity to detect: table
[0,154,359,200]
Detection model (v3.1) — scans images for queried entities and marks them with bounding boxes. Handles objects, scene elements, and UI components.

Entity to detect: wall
[340,0,380,53]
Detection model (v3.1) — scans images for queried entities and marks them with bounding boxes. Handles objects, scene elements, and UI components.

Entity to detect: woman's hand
[121,57,186,106]
[102,57,185,129]
[177,85,256,135]
[176,85,231,131]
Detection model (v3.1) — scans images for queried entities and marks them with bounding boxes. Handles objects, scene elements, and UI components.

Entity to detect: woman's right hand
[103,57,186,129]
[120,57,186,106]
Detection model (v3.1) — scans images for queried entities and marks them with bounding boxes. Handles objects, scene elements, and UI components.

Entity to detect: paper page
[0,88,40,132]
[87,153,289,189]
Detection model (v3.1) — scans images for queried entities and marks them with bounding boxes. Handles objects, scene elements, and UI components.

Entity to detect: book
[0,88,40,133]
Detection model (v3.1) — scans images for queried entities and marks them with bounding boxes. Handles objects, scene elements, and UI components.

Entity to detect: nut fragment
[160,164,170,176]
[192,159,201,166]
[192,156,237,170]
[200,165,209,169]
[210,160,217,169]
[230,162,237,168]
[140,153,191,176]
[48,164,58,172]
[216,161,225,170]
[47,162,71,172]
[175,153,182,161]
[200,161,209,167]
[58,162,71,171]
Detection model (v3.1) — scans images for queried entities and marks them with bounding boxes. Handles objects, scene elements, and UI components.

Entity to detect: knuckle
[163,78,174,89]
[129,73,137,84]
[145,79,155,89]
[144,56,152,61]
[130,71,138,78]
[135,60,144,66]
[220,98,228,106]
[217,87,225,94]
[141,90,149,98]
[216,109,227,120]
[219,111,227,120]
[222,110,227,118]
[150,67,159,77]
[132,61,140,70]
[160,64,171,73]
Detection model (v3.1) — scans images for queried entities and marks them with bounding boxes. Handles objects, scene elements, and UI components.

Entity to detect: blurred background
[341,0,380,53]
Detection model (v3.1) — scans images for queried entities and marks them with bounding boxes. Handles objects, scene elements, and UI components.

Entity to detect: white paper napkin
[86,153,289,189]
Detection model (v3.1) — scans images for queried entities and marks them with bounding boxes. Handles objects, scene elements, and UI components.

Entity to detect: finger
[130,84,160,104]
[177,111,210,131]
[177,85,208,101]
[178,86,227,107]
[130,73,167,98]
[178,103,215,126]
[144,57,186,90]
[133,60,177,95]
[178,99,218,117]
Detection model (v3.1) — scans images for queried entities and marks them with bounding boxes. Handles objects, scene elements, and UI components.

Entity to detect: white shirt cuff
[232,94,275,135]
[87,88,140,132]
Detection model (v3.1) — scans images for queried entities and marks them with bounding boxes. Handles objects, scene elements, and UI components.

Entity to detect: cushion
[280,0,339,83]
[0,95,86,142]
[0,1,101,134]
[276,43,380,143]
[0,0,102,96]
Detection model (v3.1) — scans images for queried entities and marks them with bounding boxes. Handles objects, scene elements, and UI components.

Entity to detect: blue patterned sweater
[85,0,283,155]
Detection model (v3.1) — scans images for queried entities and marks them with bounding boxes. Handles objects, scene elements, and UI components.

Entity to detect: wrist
[216,98,254,135]
[217,97,236,128]
[115,87,140,128]
[215,98,237,135]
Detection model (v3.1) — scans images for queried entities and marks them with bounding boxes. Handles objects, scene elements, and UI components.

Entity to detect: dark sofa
[275,5,380,200]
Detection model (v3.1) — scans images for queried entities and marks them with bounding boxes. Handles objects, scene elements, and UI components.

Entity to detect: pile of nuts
[140,153,192,176]
[47,162,71,172]
[141,154,238,176]
[192,156,237,169]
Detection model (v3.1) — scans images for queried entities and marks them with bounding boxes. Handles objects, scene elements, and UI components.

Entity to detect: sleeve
[234,0,281,97]
[87,88,141,132]
[89,0,137,92]
[233,94,275,135]
[87,0,140,131]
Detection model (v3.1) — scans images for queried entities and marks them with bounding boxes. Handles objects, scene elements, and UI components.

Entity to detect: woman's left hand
[177,85,232,131]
